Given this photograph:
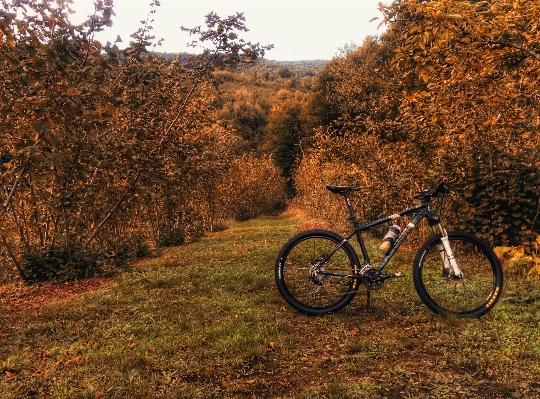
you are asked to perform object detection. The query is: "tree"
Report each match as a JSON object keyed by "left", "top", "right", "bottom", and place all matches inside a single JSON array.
[
  {"left": 0, "top": 0, "right": 273, "bottom": 281},
  {"left": 294, "top": 35, "right": 429, "bottom": 223},
  {"left": 264, "top": 89, "right": 307, "bottom": 196},
  {"left": 215, "top": 88, "right": 268, "bottom": 149},
  {"left": 295, "top": 0, "right": 540, "bottom": 248},
  {"left": 380, "top": 0, "right": 540, "bottom": 247}
]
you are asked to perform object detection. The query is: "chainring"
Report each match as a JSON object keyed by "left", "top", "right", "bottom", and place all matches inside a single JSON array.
[{"left": 362, "top": 268, "right": 385, "bottom": 290}]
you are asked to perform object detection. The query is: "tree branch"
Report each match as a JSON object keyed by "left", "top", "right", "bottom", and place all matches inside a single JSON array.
[
  {"left": 0, "top": 234, "right": 28, "bottom": 281},
  {"left": 73, "top": 163, "right": 101, "bottom": 236},
  {"left": 486, "top": 40, "right": 540, "bottom": 62},
  {"left": 0, "top": 167, "right": 26, "bottom": 219},
  {"left": 79, "top": 168, "right": 143, "bottom": 253},
  {"left": 79, "top": 66, "right": 204, "bottom": 255}
]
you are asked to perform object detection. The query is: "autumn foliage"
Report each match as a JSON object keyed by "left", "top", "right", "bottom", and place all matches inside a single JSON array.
[
  {"left": 294, "top": 0, "right": 540, "bottom": 250},
  {"left": 3, "top": 0, "right": 540, "bottom": 283},
  {"left": 0, "top": 0, "right": 281, "bottom": 282}
]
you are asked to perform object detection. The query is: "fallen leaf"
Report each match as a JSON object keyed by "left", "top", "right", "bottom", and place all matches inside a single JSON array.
[
  {"left": 32, "top": 369, "right": 45, "bottom": 377},
  {"left": 5, "top": 371, "right": 17, "bottom": 380},
  {"left": 66, "top": 87, "right": 81, "bottom": 96},
  {"left": 124, "top": 343, "right": 137, "bottom": 350},
  {"left": 246, "top": 379, "right": 256, "bottom": 384},
  {"left": 65, "top": 356, "right": 82, "bottom": 366},
  {"left": 269, "top": 341, "right": 275, "bottom": 348},
  {"left": 279, "top": 379, "right": 292, "bottom": 388}
]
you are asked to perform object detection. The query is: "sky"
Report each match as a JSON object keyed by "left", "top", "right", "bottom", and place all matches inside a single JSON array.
[{"left": 69, "top": 0, "right": 387, "bottom": 61}]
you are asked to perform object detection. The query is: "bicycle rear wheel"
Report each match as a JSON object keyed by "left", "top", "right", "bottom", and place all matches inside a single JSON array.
[
  {"left": 275, "top": 230, "right": 361, "bottom": 315},
  {"left": 413, "top": 231, "right": 503, "bottom": 318}
]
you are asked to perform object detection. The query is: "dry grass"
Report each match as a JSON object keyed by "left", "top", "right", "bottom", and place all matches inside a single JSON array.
[{"left": 0, "top": 214, "right": 539, "bottom": 398}]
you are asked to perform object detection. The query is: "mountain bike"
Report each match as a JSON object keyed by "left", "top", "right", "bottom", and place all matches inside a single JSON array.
[{"left": 275, "top": 180, "right": 503, "bottom": 318}]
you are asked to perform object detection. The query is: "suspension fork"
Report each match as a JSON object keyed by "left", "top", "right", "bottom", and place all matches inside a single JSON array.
[{"left": 429, "top": 217, "right": 464, "bottom": 278}]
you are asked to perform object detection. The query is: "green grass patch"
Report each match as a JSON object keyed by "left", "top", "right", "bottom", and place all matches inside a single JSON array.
[{"left": 1, "top": 214, "right": 539, "bottom": 398}]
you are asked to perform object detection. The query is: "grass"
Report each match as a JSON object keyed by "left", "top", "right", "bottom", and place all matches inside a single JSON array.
[{"left": 1, "top": 209, "right": 540, "bottom": 398}]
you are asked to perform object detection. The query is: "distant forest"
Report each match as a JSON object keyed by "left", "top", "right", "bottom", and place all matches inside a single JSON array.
[{"left": 2, "top": 0, "right": 540, "bottom": 283}]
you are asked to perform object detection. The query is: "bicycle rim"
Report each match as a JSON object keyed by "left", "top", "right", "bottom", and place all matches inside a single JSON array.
[
  {"left": 276, "top": 231, "right": 359, "bottom": 315},
  {"left": 414, "top": 232, "right": 503, "bottom": 318}
]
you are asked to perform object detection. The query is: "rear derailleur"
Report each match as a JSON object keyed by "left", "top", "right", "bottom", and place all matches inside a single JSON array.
[{"left": 309, "top": 257, "right": 326, "bottom": 286}]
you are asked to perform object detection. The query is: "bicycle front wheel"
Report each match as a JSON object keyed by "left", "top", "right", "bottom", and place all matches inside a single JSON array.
[
  {"left": 275, "top": 230, "right": 361, "bottom": 315},
  {"left": 413, "top": 231, "right": 503, "bottom": 318}
]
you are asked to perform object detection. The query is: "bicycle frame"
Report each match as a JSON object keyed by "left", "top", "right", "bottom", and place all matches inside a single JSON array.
[
  {"left": 320, "top": 195, "right": 443, "bottom": 279},
  {"left": 275, "top": 181, "right": 503, "bottom": 317}
]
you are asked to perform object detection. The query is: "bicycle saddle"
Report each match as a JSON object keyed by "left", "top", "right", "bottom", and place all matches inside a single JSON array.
[{"left": 326, "top": 185, "right": 361, "bottom": 195}]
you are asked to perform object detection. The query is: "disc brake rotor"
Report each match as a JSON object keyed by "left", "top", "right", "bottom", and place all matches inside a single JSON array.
[{"left": 309, "top": 261, "right": 326, "bottom": 286}]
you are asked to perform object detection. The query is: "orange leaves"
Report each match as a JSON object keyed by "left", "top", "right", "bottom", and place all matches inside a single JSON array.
[
  {"left": 66, "top": 87, "right": 81, "bottom": 96},
  {"left": 5, "top": 371, "right": 17, "bottom": 380},
  {"left": 53, "top": 355, "right": 83, "bottom": 368},
  {"left": 279, "top": 378, "right": 292, "bottom": 388},
  {"left": 219, "top": 154, "right": 287, "bottom": 222},
  {"left": 483, "top": 114, "right": 501, "bottom": 127},
  {"left": 32, "top": 367, "right": 49, "bottom": 378},
  {"left": 64, "top": 356, "right": 82, "bottom": 367}
]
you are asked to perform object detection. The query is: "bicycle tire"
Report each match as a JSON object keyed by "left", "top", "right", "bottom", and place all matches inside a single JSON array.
[
  {"left": 413, "top": 231, "right": 503, "bottom": 318},
  {"left": 275, "top": 230, "right": 361, "bottom": 316}
]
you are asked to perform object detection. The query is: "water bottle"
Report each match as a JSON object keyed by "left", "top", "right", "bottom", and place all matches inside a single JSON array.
[{"left": 378, "top": 225, "right": 401, "bottom": 254}]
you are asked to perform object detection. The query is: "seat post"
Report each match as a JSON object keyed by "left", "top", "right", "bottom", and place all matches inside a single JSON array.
[
  {"left": 342, "top": 192, "right": 371, "bottom": 308},
  {"left": 343, "top": 193, "right": 360, "bottom": 228}
]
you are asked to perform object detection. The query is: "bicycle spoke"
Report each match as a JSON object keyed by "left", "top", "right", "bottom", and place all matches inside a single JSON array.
[
  {"left": 413, "top": 232, "right": 502, "bottom": 317},
  {"left": 275, "top": 231, "right": 359, "bottom": 315}
]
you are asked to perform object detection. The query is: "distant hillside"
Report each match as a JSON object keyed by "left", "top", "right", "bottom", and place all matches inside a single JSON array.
[
  {"left": 235, "top": 59, "right": 328, "bottom": 79},
  {"left": 151, "top": 51, "right": 327, "bottom": 78}
]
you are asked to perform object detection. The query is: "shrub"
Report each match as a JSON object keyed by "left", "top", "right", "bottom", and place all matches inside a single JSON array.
[
  {"left": 156, "top": 228, "right": 186, "bottom": 248},
  {"left": 22, "top": 250, "right": 100, "bottom": 283},
  {"left": 220, "top": 154, "right": 287, "bottom": 221}
]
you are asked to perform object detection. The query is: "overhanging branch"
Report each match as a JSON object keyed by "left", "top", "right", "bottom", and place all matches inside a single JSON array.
[{"left": 487, "top": 40, "right": 540, "bottom": 62}]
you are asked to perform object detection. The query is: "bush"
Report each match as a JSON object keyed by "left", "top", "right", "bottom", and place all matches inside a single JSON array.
[
  {"left": 294, "top": 129, "right": 429, "bottom": 232},
  {"left": 22, "top": 250, "right": 100, "bottom": 283},
  {"left": 156, "top": 228, "right": 186, "bottom": 248},
  {"left": 220, "top": 154, "right": 288, "bottom": 222}
]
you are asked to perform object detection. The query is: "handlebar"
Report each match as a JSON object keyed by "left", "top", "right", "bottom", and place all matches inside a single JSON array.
[{"left": 415, "top": 178, "right": 451, "bottom": 202}]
